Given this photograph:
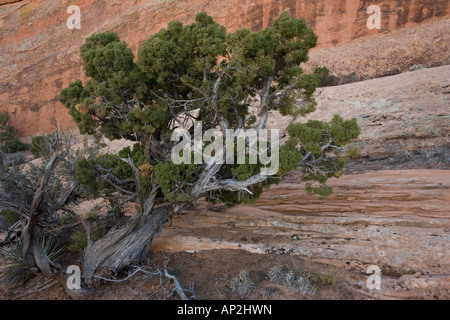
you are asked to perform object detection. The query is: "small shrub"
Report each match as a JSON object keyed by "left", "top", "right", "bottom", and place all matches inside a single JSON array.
[
  {"left": 267, "top": 265, "right": 316, "bottom": 296},
  {"left": 86, "top": 209, "right": 99, "bottom": 221},
  {"left": 1, "top": 138, "right": 29, "bottom": 154},
  {"left": 295, "top": 276, "right": 315, "bottom": 295},
  {"left": 0, "top": 209, "right": 21, "bottom": 226},
  {"left": 68, "top": 231, "right": 88, "bottom": 252},
  {"left": 0, "top": 114, "right": 16, "bottom": 144},
  {"left": 0, "top": 114, "right": 28, "bottom": 153},
  {"left": 267, "top": 265, "right": 284, "bottom": 284},
  {"left": 230, "top": 270, "right": 253, "bottom": 298},
  {"left": 68, "top": 223, "right": 99, "bottom": 252},
  {"left": 314, "top": 66, "right": 331, "bottom": 87},
  {"left": 0, "top": 245, "right": 33, "bottom": 286},
  {"left": 30, "top": 134, "right": 53, "bottom": 158},
  {"left": 313, "top": 268, "right": 341, "bottom": 288},
  {"left": 283, "top": 270, "right": 297, "bottom": 290},
  {"left": 58, "top": 212, "right": 73, "bottom": 225},
  {"left": 0, "top": 237, "right": 62, "bottom": 286},
  {"left": 41, "top": 235, "right": 64, "bottom": 263}
]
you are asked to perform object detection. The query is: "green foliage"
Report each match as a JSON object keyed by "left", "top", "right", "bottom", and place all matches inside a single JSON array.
[
  {"left": 0, "top": 236, "right": 63, "bottom": 285},
  {"left": 280, "top": 115, "right": 360, "bottom": 195},
  {"left": 59, "top": 80, "right": 93, "bottom": 135},
  {"left": 63, "top": 11, "right": 360, "bottom": 208},
  {"left": 68, "top": 231, "right": 88, "bottom": 252},
  {"left": 0, "top": 114, "right": 28, "bottom": 153},
  {"left": 86, "top": 209, "right": 99, "bottom": 221},
  {"left": 60, "top": 11, "right": 322, "bottom": 141},
  {"left": 0, "top": 245, "right": 33, "bottom": 286},
  {"left": 278, "top": 142, "right": 304, "bottom": 175},
  {"left": 0, "top": 114, "right": 16, "bottom": 144},
  {"left": 154, "top": 161, "right": 198, "bottom": 202},
  {"left": 329, "top": 115, "right": 360, "bottom": 146},
  {"left": 80, "top": 31, "right": 133, "bottom": 82},
  {"left": 76, "top": 143, "right": 149, "bottom": 198},
  {"left": 40, "top": 235, "right": 64, "bottom": 263},
  {"left": 346, "top": 144, "right": 360, "bottom": 158},
  {"left": 312, "top": 268, "right": 342, "bottom": 288},
  {"left": 76, "top": 158, "right": 102, "bottom": 197},
  {"left": 206, "top": 180, "right": 274, "bottom": 207},
  {"left": 0, "top": 209, "right": 21, "bottom": 226},
  {"left": 68, "top": 223, "right": 99, "bottom": 252},
  {"left": 1, "top": 138, "right": 29, "bottom": 154},
  {"left": 138, "top": 13, "right": 226, "bottom": 85},
  {"left": 60, "top": 31, "right": 153, "bottom": 139},
  {"left": 225, "top": 11, "right": 319, "bottom": 119},
  {"left": 30, "top": 134, "right": 55, "bottom": 158},
  {"left": 314, "top": 67, "right": 331, "bottom": 87},
  {"left": 230, "top": 162, "right": 261, "bottom": 181}
]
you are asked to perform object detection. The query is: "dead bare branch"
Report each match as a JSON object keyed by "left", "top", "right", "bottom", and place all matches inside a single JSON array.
[{"left": 11, "top": 279, "right": 58, "bottom": 300}]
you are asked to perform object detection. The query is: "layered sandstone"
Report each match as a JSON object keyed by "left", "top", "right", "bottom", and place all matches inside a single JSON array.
[
  {"left": 0, "top": 0, "right": 448, "bottom": 137},
  {"left": 152, "top": 169, "right": 450, "bottom": 299}
]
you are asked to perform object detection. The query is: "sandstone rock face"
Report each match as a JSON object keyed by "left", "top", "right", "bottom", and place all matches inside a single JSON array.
[
  {"left": 152, "top": 169, "right": 450, "bottom": 298},
  {"left": 0, "top": 1, "right": 21, "bottom": 5},
  {"left": 299, "top": 65, "right": 450, "bottom": 160},
  {"left": 306, "top": 18, "right": 450, "bottom": 85},
  {"left": 0, "top": 0, "right": 448, "bottom": 137},
  {"left": 263, "top": 64, "right": 449, "bottom": 164}
]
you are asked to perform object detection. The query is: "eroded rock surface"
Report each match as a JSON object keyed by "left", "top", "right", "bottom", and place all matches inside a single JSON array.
[
  {"left": 300, "top": 65, "right": 450, "bottom": 160},
  {"left": 152, "top": 169, "right": 450, "bottom": 298}
]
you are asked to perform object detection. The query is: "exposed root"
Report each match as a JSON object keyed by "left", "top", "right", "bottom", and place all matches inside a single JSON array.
[{"left": 93, "top": 253, "right": 196, "bottom": 300}]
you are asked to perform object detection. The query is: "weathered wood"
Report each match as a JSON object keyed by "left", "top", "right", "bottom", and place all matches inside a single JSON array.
[{"left": 82, "top": 206, "right": 171, "bottom": 285}]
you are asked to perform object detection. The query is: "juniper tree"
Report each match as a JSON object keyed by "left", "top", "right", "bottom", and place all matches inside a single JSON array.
[{"left": 0, "top": 11, "right": 359, "bottom": 296}]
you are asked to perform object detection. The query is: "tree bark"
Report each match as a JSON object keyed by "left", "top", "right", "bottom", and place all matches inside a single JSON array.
[
  {"left": 82, "top": 206, "right": 171, "bottom": 286},
  {"left": 21, "top": 147, "right": 66, "bottom": 276}
]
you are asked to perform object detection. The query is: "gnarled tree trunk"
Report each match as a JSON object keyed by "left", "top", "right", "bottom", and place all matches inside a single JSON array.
[{"left": 82, "top": 206, "right": 171, "bottom": 286}]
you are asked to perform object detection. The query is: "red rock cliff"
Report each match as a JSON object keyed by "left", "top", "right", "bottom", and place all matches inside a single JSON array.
[{"left": 0, "top": 0, "right": 448, "bottom": 136}]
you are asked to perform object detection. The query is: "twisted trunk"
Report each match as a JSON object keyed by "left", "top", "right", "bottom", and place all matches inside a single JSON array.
[
  {"left": 22, "top": 144, "right": 65, "bottom": 276},
  {"left": 82, "top": 206, "right": 171, "bottom": 286}
]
